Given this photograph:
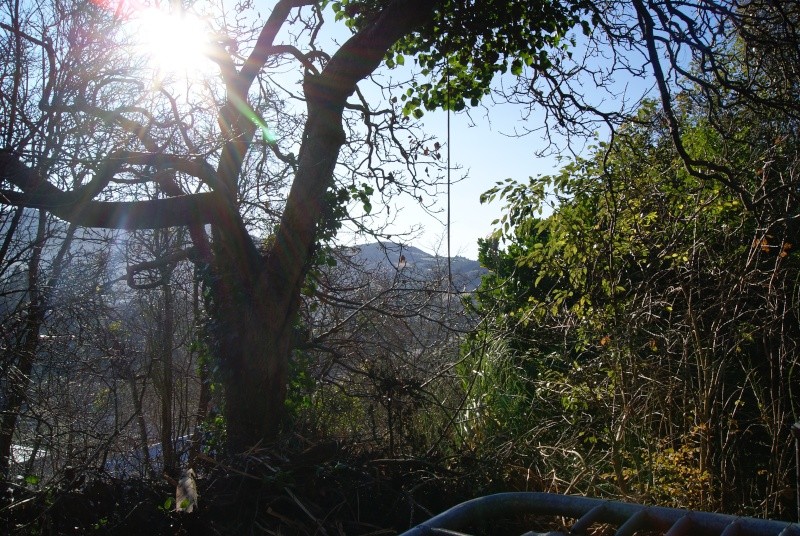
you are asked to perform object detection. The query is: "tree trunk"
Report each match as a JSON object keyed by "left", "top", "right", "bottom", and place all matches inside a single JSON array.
[
  {"left": 208, "top": 89, "right": 349, "bottom": 452},
  {"left": 204, "top": 234, "right": 292, "bottom": 452},
  {"left": 216, "top": 293, "right": 290, "bottom": 453},
  {"left": 127, "top": 372, "right": 152, "bottom": 477},
  {"left": 0, "top": 211, "right": 46, "bottom": 478},
  {"left": 159, "top": 281, "right": 176, "bottom": 477},
  {"left": 189, "top": 274, "right": 212, "bottom": 465},
  {"left": 206, "top": 0, "right": 438, "bottom": 453},
  {"left": 0, "top": 216, "right": 77, "bottom": 478}
]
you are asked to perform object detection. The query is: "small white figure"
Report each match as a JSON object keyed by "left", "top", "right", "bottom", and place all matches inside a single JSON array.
[{"left": 175, "top": 468, "right": 198, "bottom": 513}]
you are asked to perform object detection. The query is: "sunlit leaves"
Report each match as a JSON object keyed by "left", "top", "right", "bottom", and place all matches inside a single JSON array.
[
  {"left": 389, "top": 0, "right": 594, "bottom": 114},
  {"left": 464, "top": 96, "right": 795, "bottom": 506},
  {"left": 328, "top": 0, "right": 593, "bottom": 115},
  {"left": 475, "top": 99, "right": 763, "bottom": 361},
  {"left": 351, "top": 182, "right": 374, "bottom": 214}
]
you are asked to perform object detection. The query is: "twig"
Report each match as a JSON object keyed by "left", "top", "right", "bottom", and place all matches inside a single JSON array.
[
  {"left": 284, "top": 487, "right": 329, "bottom": 536},
  {"left": 194, "top": 452, "right": 261, "bottom": 480}
]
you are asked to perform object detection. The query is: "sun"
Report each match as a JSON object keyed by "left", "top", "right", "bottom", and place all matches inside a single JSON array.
[{"left": 132, "top": 7, "right": 214, "bottom": 80}]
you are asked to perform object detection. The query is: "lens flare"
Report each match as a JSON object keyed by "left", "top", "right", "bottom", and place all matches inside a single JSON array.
[{"left": 133, "top": 8, "right": 212, "bottom": 78}]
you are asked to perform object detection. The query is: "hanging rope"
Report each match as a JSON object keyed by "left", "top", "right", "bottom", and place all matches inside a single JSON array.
[{"left": 446, "top": 57, "right": 453, "bottom": 292}]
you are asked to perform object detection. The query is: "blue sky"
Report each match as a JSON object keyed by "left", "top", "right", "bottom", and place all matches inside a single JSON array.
[
  {"left": 262, "top": 2, "right": 656, "bottom": 260},
  {"left": 384, "top": 105, "right": 560, "bottom": 260},
  {"left": 23, "top": 1, "right": 657, "bottom": 262},
  {"left": 339, "top": 27, "right": 654, "bottom": 261},
  {"left": 302, "top": 6, "right": 565, "bottom": 260}
]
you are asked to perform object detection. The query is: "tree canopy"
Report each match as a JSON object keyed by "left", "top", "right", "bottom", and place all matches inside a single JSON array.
[{"left": 2, "top": 0, "right": 800, "bottom": 467}]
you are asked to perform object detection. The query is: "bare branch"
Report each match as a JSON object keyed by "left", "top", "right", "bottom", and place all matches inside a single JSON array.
[{"left": 125, "top": 247, "right": 196, "bottom": 289}]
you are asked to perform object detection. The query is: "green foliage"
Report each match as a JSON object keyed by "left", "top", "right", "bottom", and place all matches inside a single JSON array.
[
  {"left": 198, "top": 413, "right": 227, "bottom": 457},
  {"left": 285, "top": 349, "right": 316, "bottom": 417},
  {"left": 643, "top": 430, "right": 713, "bottom": 510},
  {"left": 462, "top": 97, "right": 800, "bottom": 514},
  {"left": 349, "top": 182, "right": 374, "bottom": 215},
  {"left": 160, "top": 497, "right": 174, "bottom": 512},
  {"left": 317, "top": 186, "right": 352, "bottom": 244},
  {"left": 387, "top": 0, "right": 594, "bottom": 114}
]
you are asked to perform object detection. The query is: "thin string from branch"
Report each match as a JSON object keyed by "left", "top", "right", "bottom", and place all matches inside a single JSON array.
[{"left": 446, "top": 57, "right": 453, "bottom": 294}]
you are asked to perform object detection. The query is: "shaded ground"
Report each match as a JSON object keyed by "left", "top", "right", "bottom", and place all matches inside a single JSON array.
[{"left": 1, "top": 442, "right": 487, "bottom": 535}]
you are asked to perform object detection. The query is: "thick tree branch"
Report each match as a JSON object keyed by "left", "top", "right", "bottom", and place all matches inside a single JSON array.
[
  {"left": 0, "top": 188, "right": 224, "bottom": 229},
  {"left": 0, "top": 151, "right": 230, "bottom": 229},
  {"left": 213, "top": 0, "right": 314, "bottom": 197},
  {"left": 632, "top": 0, "right": 751, "bottom": 206},
  {"left": 268, "top": 0, "right": 441, "bottom": 335},
  {"left": 120, "top": 151, "right": 226, "bottom": 195},
  {"left": 238, "top": 0, "right": 315, "bottom": 91},
  {"left": 125, "top": 247, "right": 196, "bottom": 289}
]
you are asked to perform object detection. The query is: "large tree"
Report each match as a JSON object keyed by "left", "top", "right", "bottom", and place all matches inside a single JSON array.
[
  {"left": 3, "top": 0, "right": 800, "bottom": 456},
  {"left": 0, "top": 0, "right": 585, "bottom": 454}
]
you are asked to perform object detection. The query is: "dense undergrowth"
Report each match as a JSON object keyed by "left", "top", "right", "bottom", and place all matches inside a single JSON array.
[{"left": 1, "top": 440, "right": 547, "bottom": 535}]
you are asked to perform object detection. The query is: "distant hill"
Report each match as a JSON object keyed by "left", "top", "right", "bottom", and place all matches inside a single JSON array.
[
  {"left": 342, "top": 242, "right": 487, "bottom": 292},
  {"left": 0, "top": 212, "right": 489, "bottom": 294}
]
